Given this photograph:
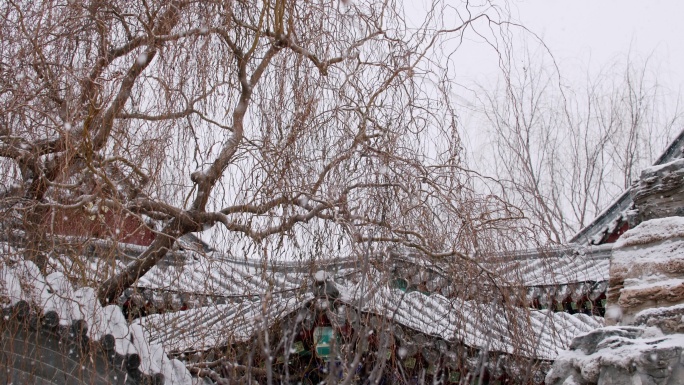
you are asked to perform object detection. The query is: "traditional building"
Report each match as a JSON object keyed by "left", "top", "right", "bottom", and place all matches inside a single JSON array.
[{"left": 2, "top": 130, "right": 683, "bottom": 384}]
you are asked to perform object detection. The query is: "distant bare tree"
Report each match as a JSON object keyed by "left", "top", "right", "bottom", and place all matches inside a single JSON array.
[{"left": 475, "top": 49, "right": 682, "bottom": 244}]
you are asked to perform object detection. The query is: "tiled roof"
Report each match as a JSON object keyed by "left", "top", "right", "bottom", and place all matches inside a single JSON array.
[
  {"left": 50, "top": 239, "right": 357, "bottom": 299},
  {"left": 136, "top": 292, "right": 313, "bottom": 353},
  {"left": 133, "top": 262, "right": 604, "bottom": 362},
  {"left": 484, "top": 245, "right": 610, "bottom": 283},
  {"left": 387, "top": 246, "right": 610, "bottom": 304},
  {"left": 6, "top": 238, "right": 610, "bottom": 367},
  {"left": 51, "top": 242, "right": 610, "bottom": 306},
  {"left": 336, "top": 269, "right": 603, "bottom": 361}
]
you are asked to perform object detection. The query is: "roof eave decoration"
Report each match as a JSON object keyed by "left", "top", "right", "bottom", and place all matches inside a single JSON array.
[{"left": 0, "top": 260, "right": 194, "bottom": 385}]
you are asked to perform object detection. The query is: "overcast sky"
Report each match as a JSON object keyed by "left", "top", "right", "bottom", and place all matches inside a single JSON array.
[
  {"left": 434, "top": 0, "right": 684, "bottom": 162},
  {"left": 401, "top": 0, "right": 684, "bottom": 116},
  {"left": 508, "top": 0, "right": 682, "bottom": 90}
]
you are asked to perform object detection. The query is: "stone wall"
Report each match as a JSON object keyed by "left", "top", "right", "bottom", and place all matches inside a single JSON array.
[{"left": 607, "top": 217, "right": 684, "bottom": 325}]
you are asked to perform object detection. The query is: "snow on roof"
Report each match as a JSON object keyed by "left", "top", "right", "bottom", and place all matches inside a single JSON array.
[
  {"left": 135, "top": 274, "right": 603, "bottom": 362},
  {"left": 569, "top": 191, "right": 632, "bottom": 245},
  {"left": 0, "top": 256, "right": 194, "bottom": 385},
  {"left": 46, "top": 236, "right": 610, "bottom": 306},
  {"left": 49, "top": 244, "right": 360, "bottom": 300},
  {"left": 136, "top": 293, "right": 313, "bottom": 353},
  {"left": 389, "top": 246, "right": 610, "bottom": 305},
  {"left": 486, "top": 246, "right": 611, "bottom": 287},
  {"left": 102, "top": 257, "right": 607, "bottom": 362},
  {"left": 6, "top": 238, "right": 610, "bottom": 364},
  {"left": 393, "top": 245, "right": 611, "bottom": 287},
  {"left": 335, "top": 276, "right": 603, "bottom": 361}
]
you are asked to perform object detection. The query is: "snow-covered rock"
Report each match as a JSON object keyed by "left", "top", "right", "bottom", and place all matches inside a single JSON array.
[
  {"left": 546, "top": 324, "right": 684, "bottom": 385},
  {"left": 549, "top": 155, "right": 684, "bottom": 385}
]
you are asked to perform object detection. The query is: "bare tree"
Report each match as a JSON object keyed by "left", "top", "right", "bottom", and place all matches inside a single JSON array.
[{"left": 0, "top": 0, "right": 527, "bottom": 305}]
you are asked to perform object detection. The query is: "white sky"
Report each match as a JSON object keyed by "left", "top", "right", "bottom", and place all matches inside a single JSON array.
[
  {"left": 496, "top": 0, "right": 683, "bottom": 91},
  {"left": 438, "top": 0, "right": 684, "bottom": 164},
  {"left": 401, "top": 0, "right": 684, "bottom": 126}
]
